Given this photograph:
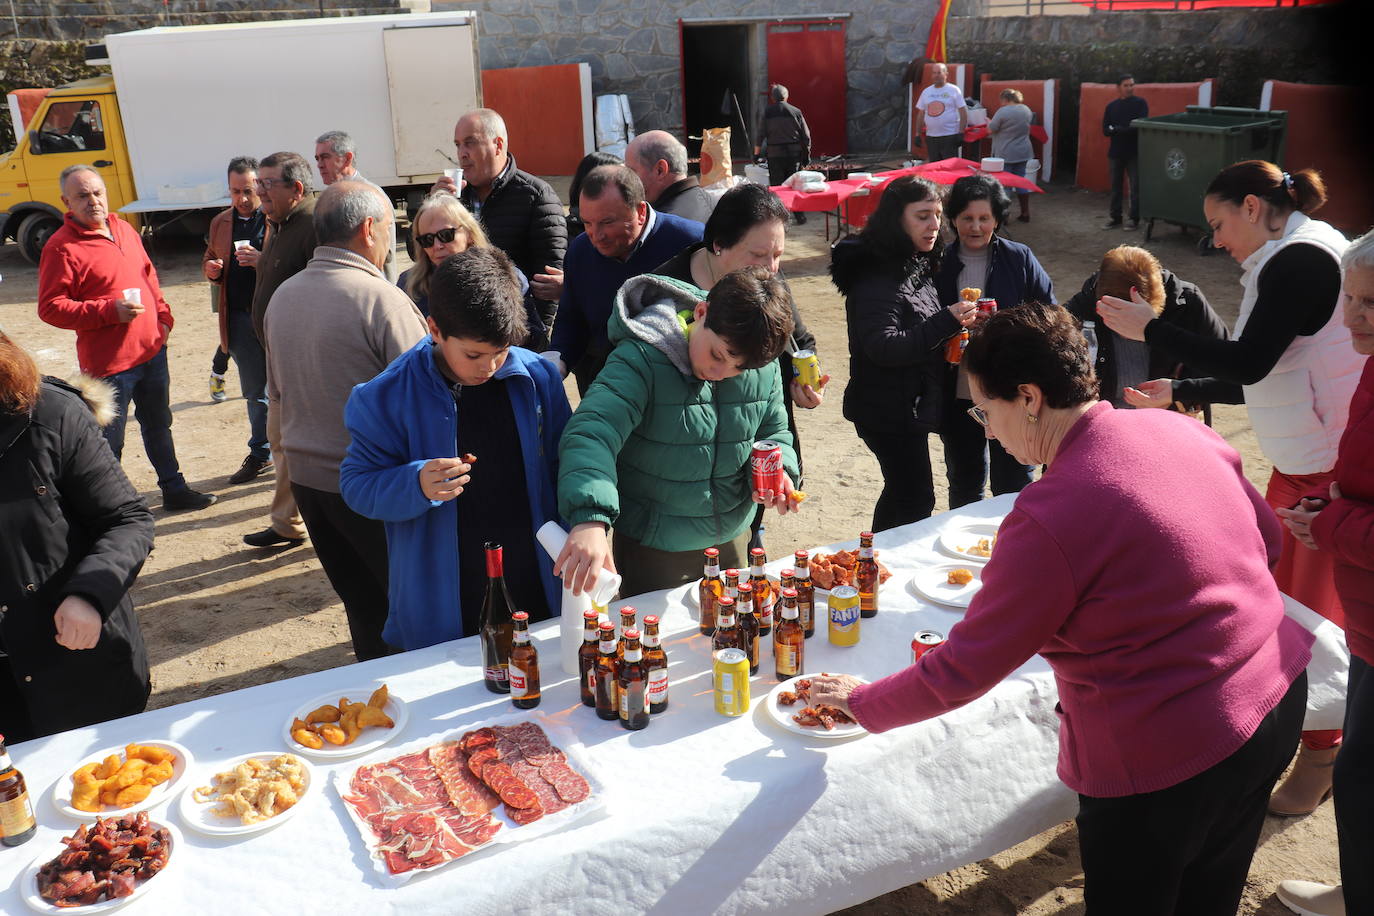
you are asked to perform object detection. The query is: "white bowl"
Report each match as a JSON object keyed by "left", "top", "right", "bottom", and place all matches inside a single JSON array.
[{"left": 980, "top": 157, "right": 1006, "bottom": 172}]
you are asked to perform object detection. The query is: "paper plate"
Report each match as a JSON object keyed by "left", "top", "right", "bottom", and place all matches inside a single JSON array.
[
  {"left": 937, "top": 520, "right": 1002, "bottom": 564},
  {"left": 909, "top": 563, "right": 983, "bottom": 609},
  {"left": 764, "top": 676, "right": 868, "bottom": 739},
  {"left": 179, "top": 751, "right": 316, "bottom": 837},
  {"left": 281, "top": 685, "right": 408, "bottom": 759},
  {"left": 51, "top": 741, "right": 192, "bottom": 821},
  {"left": 22, "top": 819, "right": 182, "bottom": 914}
]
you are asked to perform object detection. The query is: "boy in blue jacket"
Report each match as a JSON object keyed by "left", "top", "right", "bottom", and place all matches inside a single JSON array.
[{"left": 341, "top": 247, "right": 571, "bottom": 651}]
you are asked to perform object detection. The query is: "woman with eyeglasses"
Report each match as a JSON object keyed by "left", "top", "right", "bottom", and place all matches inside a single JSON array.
[{"left": 809, "top": 301, "right": 1312, "bottom": 915}]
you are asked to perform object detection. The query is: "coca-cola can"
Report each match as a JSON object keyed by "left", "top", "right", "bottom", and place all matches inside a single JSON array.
[
  {"left": 750, "top": 440, "right": 785, "bottom": 494},
  {"left": 911, "top": 629, "right": 946, "bottom": 663},
  {"left": 976, "top": 297, "right": 998, "bottom": 317}
]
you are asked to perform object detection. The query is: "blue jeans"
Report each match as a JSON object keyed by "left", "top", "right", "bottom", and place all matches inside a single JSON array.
[
  {"left": 226, "top": 307, "right": 269, "bottom": 460},
  {"left": 100, "top": 346, "right": 187, "bottom": 494}
]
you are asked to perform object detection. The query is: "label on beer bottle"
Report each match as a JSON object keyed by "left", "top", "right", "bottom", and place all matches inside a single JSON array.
[
  {"left": 647, "top": 669, "right": 669, "bottom": 703},
  {"left": 776, "top": 644, "right": 799, "bottom": 676},
  {"left": 0, "top": 795, "right": 36, "bottom": 838},
  {"left": 509, "top": 665, "right": 528, "bottom": 696},
  {"left": 859, "top": 546, "right": 873, "bottom": 559},
  {"left": 484, "top": 665, "right": 509, "bottom": 685}
]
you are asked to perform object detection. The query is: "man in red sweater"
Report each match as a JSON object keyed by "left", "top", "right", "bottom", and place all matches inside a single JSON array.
[{"left": 37, "top": 165, "right": 215, "bottom": 511}]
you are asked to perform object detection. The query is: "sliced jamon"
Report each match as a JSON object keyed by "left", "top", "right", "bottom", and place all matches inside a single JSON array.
[
  {"left": 429, "top": 743, "right": 501, "bottom": 815},
  {"left": 541, "top": 759, "right": 592, "bottom": 804}
]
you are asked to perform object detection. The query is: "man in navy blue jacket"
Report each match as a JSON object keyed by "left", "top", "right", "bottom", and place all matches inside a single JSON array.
[
  {"left": 1102, "top": 74, "right": 1149, "bottom": 231},
  {"left": 546, "top": 165, "right": 702, "bottom": 394}
]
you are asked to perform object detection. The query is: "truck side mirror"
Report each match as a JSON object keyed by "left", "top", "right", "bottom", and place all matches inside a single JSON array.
[{"left": 28, "top": 130, "right": 43, "bottom": 154}]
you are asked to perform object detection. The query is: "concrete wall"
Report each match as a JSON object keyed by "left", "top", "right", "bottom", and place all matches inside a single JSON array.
[{"left": 0, "top": 0, "right": 416, "bottom": 40}]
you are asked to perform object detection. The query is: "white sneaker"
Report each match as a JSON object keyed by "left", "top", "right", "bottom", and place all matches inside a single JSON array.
[{"left": 1277, "top": 881, "right": 1346, "bottom": 916}]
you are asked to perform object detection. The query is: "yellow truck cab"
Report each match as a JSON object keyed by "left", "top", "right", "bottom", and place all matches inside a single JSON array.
[{"left": 0, "top": 75, "right": 140, "bottom": 263}]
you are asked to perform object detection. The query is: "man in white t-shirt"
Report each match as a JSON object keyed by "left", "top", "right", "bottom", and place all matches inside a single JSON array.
[{"left": 915, "top": 64, "right": 968, "bottom": 163}]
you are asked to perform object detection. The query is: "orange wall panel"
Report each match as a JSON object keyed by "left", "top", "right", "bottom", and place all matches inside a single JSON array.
[
  {"left": 1264, "top": 81, "right": 1373, "bottom": 234},
  {"left": 1076, "top": 81, "right": 1213, "bottom": 192},
  {"left": 481, "top": 64, "right": 590, "bottom": 176}
]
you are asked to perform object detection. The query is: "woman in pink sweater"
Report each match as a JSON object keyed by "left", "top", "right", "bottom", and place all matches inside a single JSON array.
[{"left": 811, "top": 302, "right": 1313, "bottom": 915}]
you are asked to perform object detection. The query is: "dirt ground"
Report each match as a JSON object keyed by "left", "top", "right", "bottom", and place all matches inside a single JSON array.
[{"left": 0, "top": 174, "right": 1337, "bottom": 914}]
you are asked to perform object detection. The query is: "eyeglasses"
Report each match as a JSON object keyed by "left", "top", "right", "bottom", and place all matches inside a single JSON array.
[
  {"left": 416, "top": 227, "right": 461, "bottom": 248},
  {"left": 967, "top": 403, "right": 989, "bottom": 428},
  {"left": 253, "top": 178, "right": 286, "bottom": 190}
]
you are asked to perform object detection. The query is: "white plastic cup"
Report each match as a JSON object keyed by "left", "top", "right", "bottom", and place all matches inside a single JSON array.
[
  {"left": 121, "top": 287, "right": 142, "bottom": 305},
  {"left": 233, "top": 240, "right": 251, "bottom": 251},
  {"left": 443, "top": 167, "right": 463, "bottom": 188}
]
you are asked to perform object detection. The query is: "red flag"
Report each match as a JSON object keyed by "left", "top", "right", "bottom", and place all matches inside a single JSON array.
[{"left": 925, "top": 0, "right": 954, "bottom": 62}]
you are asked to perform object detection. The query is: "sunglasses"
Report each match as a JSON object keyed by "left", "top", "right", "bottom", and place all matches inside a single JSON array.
[
  {"left": 416, "top": 227, "right": 461, "bottom": 248},
  {"left": 967, "top": 403, "right": 989, "bottom": 428}
]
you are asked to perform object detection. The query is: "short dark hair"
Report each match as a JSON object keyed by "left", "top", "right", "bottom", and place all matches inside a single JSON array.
[
  {"left": 859, "top": 175, "right": 945, "bottom": 269},
  {"left": 947, "top": 173, "right": 1011, "bottom": 229},
  {"left": 964, "top": 300, "right": 1098, "bottom": 409},
  {"left": 1118, "top": 74, "right": 1135, "bottom": 85},
  {"left": 429, "top": 247, "right": 528, "bottom": 347},
  {"left": 702, "top": 266, "right": 794, "bottom": 370},
  {"left": 227, "top": 156, "right": 258, "bottom": 178},
  {"left": 579, "top": 164, "right": 644, "bottom": 210},
  {"left": 703, "top": 183, "right": 789, "bottom": 252},
  {"left": 569, "top": 152, "right": 623, "bottom": 210},
  {"left": 259, "top": 151, "right": 313, "bottom": 193}
]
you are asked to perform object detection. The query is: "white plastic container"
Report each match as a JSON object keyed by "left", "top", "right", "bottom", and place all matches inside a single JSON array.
[
  {"left": 535, "top": 521, "right": 624, "bottom": 675},
  {"left": 980, "top": 156, "right": 1005, "bottom": 173}
]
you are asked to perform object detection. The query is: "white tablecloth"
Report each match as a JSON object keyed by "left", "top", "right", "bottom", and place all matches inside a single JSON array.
[{"left": 0, "top": 495, "right": 1348, "bottom": 915}]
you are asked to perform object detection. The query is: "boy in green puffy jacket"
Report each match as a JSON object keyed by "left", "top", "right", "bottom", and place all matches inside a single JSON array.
[{"left": 555, "top": 266, "right": 800, "bottom": 598}]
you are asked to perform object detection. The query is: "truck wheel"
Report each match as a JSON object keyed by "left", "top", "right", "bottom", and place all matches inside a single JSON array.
[{"left": 18, "top": 212, "right": 62, "bottom": 264}]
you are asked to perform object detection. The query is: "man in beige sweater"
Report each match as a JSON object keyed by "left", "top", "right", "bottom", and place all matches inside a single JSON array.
[{"left": 265, "top": 180, "right": 427, "bottom": 660}]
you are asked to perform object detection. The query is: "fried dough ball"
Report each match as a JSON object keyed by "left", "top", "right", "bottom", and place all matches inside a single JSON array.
[
  {"left": 305, "top": 704, "right": 341, "bottom": 725},
  {"left": 318, "top": 723, "right": 347, "bottom": 746},
  {"left": 115, "top": 782, "right": 153, "bottom": 807},
  {"left": 947, "top": 568, "right": 974, "bottom": 586}
]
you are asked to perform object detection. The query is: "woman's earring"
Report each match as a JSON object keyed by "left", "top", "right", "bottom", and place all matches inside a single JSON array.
[{"left": 1026, "top": 413, "right": 1039, "bottom": 424}]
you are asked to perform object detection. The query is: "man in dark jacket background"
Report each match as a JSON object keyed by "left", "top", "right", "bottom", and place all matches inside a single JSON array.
[
  {"left": 1102, "top": 74, "right": 1149, "bottom": 231},
  {"left": 757, "top": 85, "right": 812, "bottom": 224},
  {"left": 626, "top": 130, "right": 712, "bottom": 224}
]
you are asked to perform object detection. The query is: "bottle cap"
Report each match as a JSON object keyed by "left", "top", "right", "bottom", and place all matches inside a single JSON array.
[
  {"left": 643, "top": 615, "right": 659, "bottom": 626},
  {"left": 623, "top": 628, "right": 640, "bottom": 640},
  {"left": 512, "top": 611, "right": 529, "bottom": 622},
  {"left": 705, "top": 547, "right": 719, "bottom": 557},
  {"left": 782, "top": 587, "right": 798, "bottom": 598},
  {"left": 598, "top": 621, "right": 615, "bottom": 633}
]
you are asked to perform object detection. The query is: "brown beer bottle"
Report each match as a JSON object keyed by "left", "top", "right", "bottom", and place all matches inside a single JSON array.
[
  {"left": 857, "top": 531, "right": 879, "bottom": 619},
  {"left": 594, "top": 621, "right": 619, "bottom": 720},
  {"left": 642, "top": 614, "right": 669, "bottom": 713},
  {"left": 774, "top": 588, "right": 805, "bottom": 681},
  {"left": 0, "top": 735, "right": 37, "bottom": 847},
  {"left": 749, "top": 547, "right": 774, "bottom": 637},
  {"left": 736, "top": 581, "right": 761, "bottom": 676},
  {"left": 711, "top": 596, "right": 744, "bottom": 654},
  {"left": 617, "top": 605, "right": 637, "bottom": 662},
  {"left": 508, "top": 611, "right": 541, "bottom": 709},
  {"left": 617, "top": 629, "right": 650, "bottom": 730},
  {"left": 698, "top": 547, "right": 724, "bottom": 636},
  {"left": 578, "top": 609, "right": 600, "bottom": 708},
  {"left": 723, "top": 568, "right": 741, "bottom": 606},
  {"left": 794, "top": 550, "right": 816, "bottom": 638},
  {"left": 479, "top": 542, "right": 516, "bottom": 693}
]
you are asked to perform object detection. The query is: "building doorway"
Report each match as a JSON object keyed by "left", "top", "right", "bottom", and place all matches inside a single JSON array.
[{"left": 679, "top": 22, "right": 756, "bottom": 162}]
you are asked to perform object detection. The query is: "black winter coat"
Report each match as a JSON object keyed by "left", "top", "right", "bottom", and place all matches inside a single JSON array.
[
  {"left": 0, "top": 377, "right": 153, "bottom": 740},
  {"left": 831, "top": 238, "right": 960, "bottom": 433}
]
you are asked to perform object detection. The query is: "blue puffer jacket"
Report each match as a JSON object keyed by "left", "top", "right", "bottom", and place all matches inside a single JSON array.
[
  {"left": 934, "top": 235, "right": 1056, "bottom": 315},
  {"left": 340, "top": 340, "right": 570, "bottom": 651}
]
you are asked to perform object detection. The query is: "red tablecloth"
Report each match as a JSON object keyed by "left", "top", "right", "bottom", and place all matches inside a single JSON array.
[{"left": 835, "top": 158, "right": 1044, "bottom": 229}]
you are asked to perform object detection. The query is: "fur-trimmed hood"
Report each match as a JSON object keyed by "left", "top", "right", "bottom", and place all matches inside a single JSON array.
[{"left": 62, "top": 373, "right": 119, "bottom": 427}]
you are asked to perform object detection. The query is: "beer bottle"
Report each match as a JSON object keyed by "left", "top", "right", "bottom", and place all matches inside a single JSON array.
[
  {"left": 578, "top": 609, "right": 600, "bottom": 708},
  {"left": 736, "top": 581, "right": 761, "bottom": 676},
  {"left": 749, "top": 547, "right": 774, "bottom": 637},
  {"left": 698, "top": 547, "right": 724, "bottom": 636},
  {"left": 794, "top": 550, "right": 816, "bottom": 638},
  {"left": 594, "top": 621, "right": 619, "bottom": 720},
  {"left": 774, "top": 588, "right": 805, "bottom": 681},
  {"left": 642, "top": 614, "right": 669, "bottom": 714},
  {"left": 0, "top": 734, "right": 37, "bottom": 847},
  {"left": 711, "top": 596, "right": 744, "bottom": 655},
  {"left": 723, "top": 568, "right": 741, "bottom": 606},
  {"left": 857, "top": 531, "right": 880, "bottom": 619},
  {"left": 508, "top": 611, "right": 540, "bottom": 709},
  {"left": 617, "top": 629, "right": 650, "bottom": 730},
  {"left": 617, "top": 605, "right": 637, "bottom": 661},
  {"left": 479, "top": 542, "right": 516, "bottom": 693}
]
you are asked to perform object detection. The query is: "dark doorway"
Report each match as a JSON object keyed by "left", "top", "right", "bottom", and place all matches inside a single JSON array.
[{"left": 680, "top": 23, "right": 754, "bottom": 162}]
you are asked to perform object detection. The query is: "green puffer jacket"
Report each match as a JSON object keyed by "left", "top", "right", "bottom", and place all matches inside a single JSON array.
[{"left": 558, "top": 275, "right": 798, "bottom": 552}]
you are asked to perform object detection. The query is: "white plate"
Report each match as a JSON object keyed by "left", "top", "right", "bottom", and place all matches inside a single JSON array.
[
  {"left": 281, "top": 685, "right": 409, "bottom": 759},
  {"left": 764, "top": 676, "right": 868, "bottom": 739},
  {"left": 178, "top": 751, "right": 316, "bottom": 837},
  {"left": 909, "top": 563, "right": 983, "bottom": 609},
  {"left": 938, "top": 520, "right": 1003, "bottom": 564},
  {"left": 22, "top": 819, "right": 182, "bottom": 914},
  {"left": 51, "top": 741, "right": 192, "bottom": 821}
]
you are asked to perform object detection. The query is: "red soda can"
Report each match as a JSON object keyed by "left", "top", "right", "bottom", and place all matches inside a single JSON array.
[
  {"left": 750, "top": 440, "right": 785, "bottom": 494},
  {"left": 911, "top": 629, "right": 945, "bottom": 663},
  {"left": 976, "top": 297, "right": 998, "bottom": 317}
]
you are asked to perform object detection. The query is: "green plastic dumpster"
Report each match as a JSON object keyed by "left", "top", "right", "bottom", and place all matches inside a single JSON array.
[{"left": 1136, "top": 106, "right": 1288, "bottom": 251}]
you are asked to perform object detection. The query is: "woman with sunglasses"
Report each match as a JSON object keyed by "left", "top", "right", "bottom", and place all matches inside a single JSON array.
[{"left": 810, "top": 301, "right": 1312, "bottom": 915}]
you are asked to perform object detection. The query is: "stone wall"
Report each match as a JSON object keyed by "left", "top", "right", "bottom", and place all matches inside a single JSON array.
[{"left": 0, "top": 0, "right": 416, "bottom": 41}]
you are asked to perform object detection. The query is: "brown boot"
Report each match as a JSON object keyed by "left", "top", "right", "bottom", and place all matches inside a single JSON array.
[{"left": 1268, "top": 745, "right": 1338, "bottom": 817}]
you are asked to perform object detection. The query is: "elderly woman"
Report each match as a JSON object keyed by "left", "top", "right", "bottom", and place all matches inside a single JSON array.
[
  {"left": 1275, "top": 229, "right": 1374, "bottom": 916},
  {"left": 831, "top": 176, "right": 977, "bottom": 531},
  {"left": 0, "top": 331, "right": 155, "bottom": 742},
  {"left": 1063, "top": 245, "right": 1228, "bottom": 409},
  {"left": 986, "top": 88, "right": 1034, "bottom": 222},
  {"left": 1098, "top": 161, "right": 1362, "bottom": 815},
  {"left": 935, "top": 173, "right": 1053, "bottom": 508},
  {"left": 811, "top": 302, "right": 1312, "bottom": 914}
]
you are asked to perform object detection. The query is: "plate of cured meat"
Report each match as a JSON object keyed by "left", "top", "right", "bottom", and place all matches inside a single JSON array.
[
  {"left": 23, "top": 813, "right": 179, "bottom": 913},
  {"left": 766, "top": 676, "right": 868, "bottom": 739},
  {"left": 337, "top": 717, "right": 604, "bottom": 883}
]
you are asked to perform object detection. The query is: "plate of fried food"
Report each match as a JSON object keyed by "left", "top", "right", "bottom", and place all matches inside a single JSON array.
[
  {"left": 52, "top": 742, "right": 191, "bottom": 821},
  {"left": 767, "top": 676, "right": 868, "bottom": 739},
  {"left": 938, "top": 520, "right": 1002, "bottom": 564},
  {"left": 909, "top": 562, "right": 983, "bottom": 608},
  {"left": 282, "top": 682, "right": 407, "bottom": 759},
  {"left": 803, "top": 549, "right": 893, "bottom": 592},
  {"left": 24, "top": 812, "right": 179, "bottom": 913},
  {"left": 178, "top": 752, "right": 314, "bottom": 837}
]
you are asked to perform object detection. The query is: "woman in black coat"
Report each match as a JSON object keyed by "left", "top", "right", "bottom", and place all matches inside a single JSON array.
[
  {"left": 830, "top": 177, "right": 977, "bottom": 531},
  {"left": 0, "top": 331, "right": 154, "bottom": 742}
]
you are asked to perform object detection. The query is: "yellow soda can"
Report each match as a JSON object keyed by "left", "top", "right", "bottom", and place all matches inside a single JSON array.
[
  {"left": 713, "top": 648, "right": 750, "bottom": 716},
  {"left": 828, "top": 585, "right": 861, "bottom": 646},
  {"left": 791, "top": 349, "right": 822, "bottom": 390}
]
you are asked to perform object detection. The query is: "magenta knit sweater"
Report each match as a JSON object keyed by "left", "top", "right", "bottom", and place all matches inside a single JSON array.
[{"left": 850, "top": 402, "right": 1314, "bottom": 798}]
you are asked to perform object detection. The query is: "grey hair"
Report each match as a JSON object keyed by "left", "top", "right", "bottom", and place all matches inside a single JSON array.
[
  {"left": 1342, "top": 227, "right": 1374, "bottom": 275},
  {"left": 462, "top": 108, "right": 508, "bottom": 144},
  {"left": 316, "top": 130, "right": 355, "bottom": 158},
  {"left": 315, "top": 180, "right": 389, "bottom": 246},
  {"left": 770, "top": 84, "right": 788, "bottom": 103},
  {"left": 59, "top": 163, "right": 101, "bottom": 188},
  {"left": 634, "top": 132, "right": 687, "bottom": 177}
]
